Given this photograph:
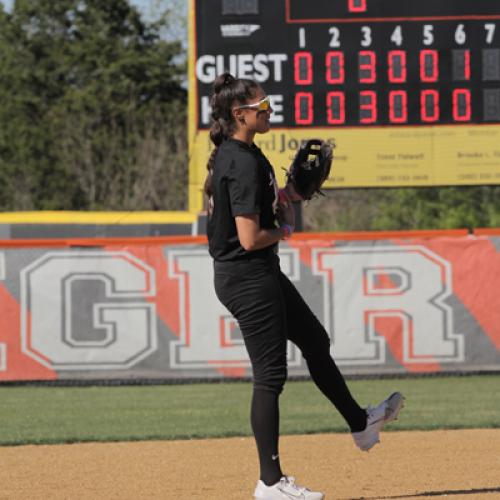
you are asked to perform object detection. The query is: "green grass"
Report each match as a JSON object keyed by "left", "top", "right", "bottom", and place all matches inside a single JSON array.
[{"left": 0, "top": 375, "right": 498, "bottom": 446}]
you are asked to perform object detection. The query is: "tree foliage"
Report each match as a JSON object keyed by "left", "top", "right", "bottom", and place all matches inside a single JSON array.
[
  {"left": 303, "top": 185, "right": 500, "bottom": 231},
  {"left": 0, "top": 0, "right": 187, "bottom": 210}
]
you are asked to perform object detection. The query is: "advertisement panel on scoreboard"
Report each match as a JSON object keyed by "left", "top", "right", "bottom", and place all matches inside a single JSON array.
[{"left": 188, "top": 0, "right": 500, "bottom": 212}]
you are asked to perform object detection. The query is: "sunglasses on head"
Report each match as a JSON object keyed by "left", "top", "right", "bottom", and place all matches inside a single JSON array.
[{"left": 235, "top": 96, "right": 271, "bottom": 112}]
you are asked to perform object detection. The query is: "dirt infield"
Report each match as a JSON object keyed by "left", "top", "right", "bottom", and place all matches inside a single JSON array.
[{"left": 1, "top": 429, "right": 499, "bottom": 499}]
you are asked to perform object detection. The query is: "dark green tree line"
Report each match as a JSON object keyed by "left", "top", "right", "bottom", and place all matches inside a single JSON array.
[
  {"left": 303, "top": 185, "right": 500, "bottom": 231},
  {"left": 0, "top": 0, "right": 187, "bottom": 210}
]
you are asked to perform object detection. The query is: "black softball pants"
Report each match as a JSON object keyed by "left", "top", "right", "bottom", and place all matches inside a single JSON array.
[{"left": 213, "top": 256, "right": 366, "bottom": 486}]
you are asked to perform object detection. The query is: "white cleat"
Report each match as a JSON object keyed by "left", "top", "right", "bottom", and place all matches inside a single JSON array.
[
  {"left": 254, "top": 475, "right": 325, "bottom": 499},
  {"left": 352, "top": 391, "right": 405, "bottom": 452}
]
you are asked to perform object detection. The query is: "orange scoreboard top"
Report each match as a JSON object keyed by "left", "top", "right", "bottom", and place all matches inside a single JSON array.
[{"left": 187, "top": 0, "right": 500, "bottom": 212}]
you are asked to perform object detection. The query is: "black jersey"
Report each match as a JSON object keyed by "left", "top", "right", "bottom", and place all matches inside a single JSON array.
[{"left": 207, "top": 137, "right": 279, "bottom": 261}]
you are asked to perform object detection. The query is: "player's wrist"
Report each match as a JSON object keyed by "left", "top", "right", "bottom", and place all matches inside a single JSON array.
[
  {"left": 280, "top": 223, "right": 294, "bottom": 240},
  {"left": 278, "top": 188, "right": 291, "bottom": 208},
  {"left": 284, "top": 183, "right": 303, "bottom": 202}
]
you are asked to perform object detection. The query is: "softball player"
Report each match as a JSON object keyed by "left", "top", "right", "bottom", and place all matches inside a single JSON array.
[{"left": 205, "top": 72, "right": 404, "bottom": 500}]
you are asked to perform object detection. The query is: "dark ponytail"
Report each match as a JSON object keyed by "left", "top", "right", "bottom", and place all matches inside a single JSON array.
[{"left": 204, "top": 72, "right": 259, "bottom": 199}]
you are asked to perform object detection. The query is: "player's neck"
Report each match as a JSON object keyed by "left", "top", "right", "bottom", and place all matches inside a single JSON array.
[{"left": 232, "top": 129, "right": 255, "bottom": 146}]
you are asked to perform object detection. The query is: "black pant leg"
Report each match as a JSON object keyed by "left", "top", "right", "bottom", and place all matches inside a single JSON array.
[
  {"left": 214, "top": 263, "right": 288, "bottom": 393},
  {"left": 277, "top": 271, "right": 367, "bottom": 432},
  {"left": 214, "top": 261, "right": 287, "bottom": 485}
]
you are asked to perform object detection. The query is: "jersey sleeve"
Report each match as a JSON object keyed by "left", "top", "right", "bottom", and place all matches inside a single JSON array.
[{"left": 227, "top": 154, "right": 262, "bottom": 217}]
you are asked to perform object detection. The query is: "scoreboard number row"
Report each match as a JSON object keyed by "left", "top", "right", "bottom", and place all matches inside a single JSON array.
[
  {"left": 319, "top": 23, "right": 497, "bottom": 49},
  {"left": 294, "top": 88, "right": 484, "bottom": 125},
  {"left": 294, "top": 49, "right": 500, "bottom": 85}
]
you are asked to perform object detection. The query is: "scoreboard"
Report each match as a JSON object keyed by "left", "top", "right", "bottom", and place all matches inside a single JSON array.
[{"left": 188, "top": 0, "right": 500, "bottom": 212}]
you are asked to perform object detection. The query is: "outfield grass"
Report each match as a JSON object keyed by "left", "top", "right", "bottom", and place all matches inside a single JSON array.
[{"left": 0, "top": 375, "right": 498, "bottom": 446}]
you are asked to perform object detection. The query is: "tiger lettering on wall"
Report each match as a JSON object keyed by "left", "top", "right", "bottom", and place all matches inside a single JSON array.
[
  {"left": 20, "top": 251, "right": 157, "bottom": 370},
  {"left": 312, "top": 246, "right": 464, "bottom": 365},
  {"left": 168, "top": 248, "right": 302, "bottom": 369}
]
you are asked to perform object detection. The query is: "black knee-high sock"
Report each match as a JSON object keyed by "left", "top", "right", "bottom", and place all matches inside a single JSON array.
[
  {"left": 250, "top": 388, "right": 283, "bottom": 486},
  {"left": 306, "top": 353, "right": 367, "bottom": 432}
]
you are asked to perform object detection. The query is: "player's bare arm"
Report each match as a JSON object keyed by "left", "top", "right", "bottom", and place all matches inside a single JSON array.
[{"left": 235, "top": 213, "right": 292, "bottom": 251}]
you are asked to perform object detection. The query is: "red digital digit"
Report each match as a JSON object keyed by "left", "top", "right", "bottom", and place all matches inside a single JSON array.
[
  {"left": 420, "top": 50, "right": 439, "bottom": 83},
  {"left": 295, "top": 92, "right": 314, "bottom": 125},
  {"left": 294, "top": 52, "right": 313, "bottom": 85},
  {"left": 452, "top": 50, "right": 471, "bottom": 81},
  {"left": 463, "top": 50, "right": 471, "bottom": 80},
  {"left": 326, "top": 51, "right": 345, "bottom": 84},
  {"left": 327, "top": 92, "right": 346, "bottom": 124},
  {"left": 359, "top": 51, "right": 377, "bottom": 83},
  {"left": 453, "top": 89, "right": 471, "bottom": 121},
  {"left": 359, "top": 90, "right": 377, "bottom": 124},
  {"left": 389, "top": 91, "right": 408, "bottom": 123},
  {"left": 420, "top": 90, "right": 440, "bottom": 122},
  {"left": 388, "top": 51, "right": 407, "bottom": 83},
  {"left": 348, "top": 0, "right": 367, "bottom": 12}
]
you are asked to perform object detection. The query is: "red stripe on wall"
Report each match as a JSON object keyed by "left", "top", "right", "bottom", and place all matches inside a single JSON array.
[
  {"left": 207, "top": 362, "right": 246, "bottom": 378},
  {"left": 422, "top": 238, "right": 500, "bottom": 350},
  {"left": 0, "top": 284, "right": 57, "bottom": 381},
  {"left": 0, "top": 229, "right": 472, "bottom": 249},
  {"left": 106, "top": 245, "right": 181, "bottom": 338},
  {"left": 373, "top": 315, "right": 441, "bottom": 372}
]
